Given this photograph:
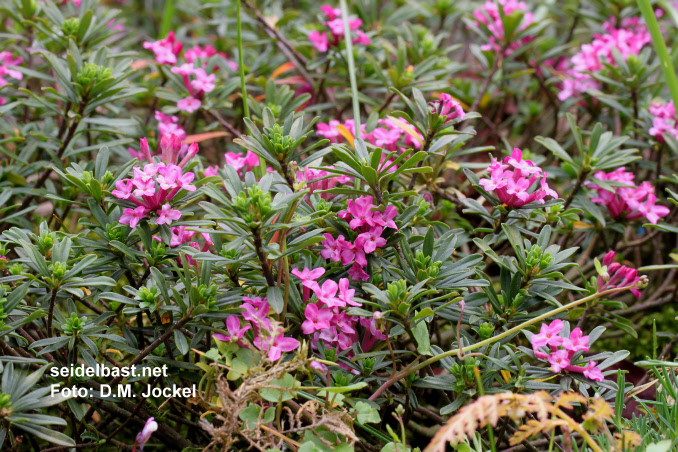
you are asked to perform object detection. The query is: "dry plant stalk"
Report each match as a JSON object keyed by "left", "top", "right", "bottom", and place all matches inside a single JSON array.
[
  {"left": 199, "top": 322, "right": 358, "bottom": 451},
  {"left": 424, "top": 391, "right": 617, "bottom": 452}
]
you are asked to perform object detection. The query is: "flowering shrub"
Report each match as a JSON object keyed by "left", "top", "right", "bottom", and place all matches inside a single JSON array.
[{"left": 0, "top": 0, "right": 677, "bottom": 451}]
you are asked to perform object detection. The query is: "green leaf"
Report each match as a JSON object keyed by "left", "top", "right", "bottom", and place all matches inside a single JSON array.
[
  {"left": 260, "top": 373, "right": 298, "bottom": 402},
  {"left": 412, "top": 313, "right": 431, "bottom": 355},
  {"left": 354, "top": 402, "right": 380, "bottom": 424},
  {"left": 267, "top": 286, "right": 284, "bottom": 315}
]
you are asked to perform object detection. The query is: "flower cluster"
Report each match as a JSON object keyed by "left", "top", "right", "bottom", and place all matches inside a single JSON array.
[
  {"left": 648, "top": 100, "right": 678, "bottom": 143},
  {"left": 596, "top": 251, "right": 644, "bottom": 297},
  {"left": 316, "top": 117, "right": 422, "bottom": 172},
  {"left": 479, "top": 148, "right": 558, "bottom": 207},
  {"left": 215, "top": 297, "right": 300, "bottom": 361},
  {"left": 296, "top": 166, "right": 351, "bottom": 199},
  {"left": 309, "top": 5, "right": 370, "bottom": 52},
  {"left": 428, "top": 93, "right": 466, "bottom": 123},
  {"left": 471, "top": 0, "right": 535, "bottom": 56},
  {"left": 114, "top": 135, "right": 198, "bottom": 228},
  {"left": 143, "top": 36, "right": 236, "bottom": 114},
  {"left": 143, "top": 31, "right": 183, "bottom": 65},
  {"left": 559, "top": 18, "right": 651, "bottom": 100},
  {"left": 530, "top": 320, "right": 603, "bottom": 381},
  {"left": 292, "top": 267, "right": 386, "bottom": 353},
  {"left": 0, "top": 51, "right": 23, "bottom": 106},
  {"left": 320, "top": 196, "right": 397, "bottom": 281},
  {"left": 588, "top": 167, "right": 669, "bottom": 224}
]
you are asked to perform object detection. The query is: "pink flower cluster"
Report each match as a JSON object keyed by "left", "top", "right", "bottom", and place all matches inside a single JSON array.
[
  {"left": 317, "top": 118, "right": 422, "bottom": 172},
  {"left": 308, "top": 5, "right": 370, "bottom": 52},
  {"left": 143, "top": 31, "right": 183, "bottom": 65},
  {"left": 114, "top": 135, "right": 198, "bottom": 228},
  {"left": 478, "top": 148, "right": 557, "bottom": 207},
  {"left": 215, "top": 297, "right": 300, "bottom": 361},
  {"left": 596, "top": 250, "right": 643, "bottom": 297},
  {"left": 296, "top": 167, "right": 351, "bottom": 199},
  {"left": 588, "top": 167, "right": 669, "bottom": 224},
  {"left": 292, "top": 267, "right": 386, "bottom": 353},
  {"left": 0, "top": 52, "right": 23, "bottom": 106},
  {"left": 320, "top": 196, "right": 397, "bottom": 281},
  {"left": 559, "top": 18, "right": 650, "bottom": 100},
  {"left": 530, "top": 320, "right": 603, "bottom": 382},
  {"left": 143, "top": 35, "right": 236, "bottom": 114},
  {"left": 429, "top": 93, "right": 466, "bottom": 122},
  {"left": 471, "top": 0, "right": 535, "bottom": 56},
  {"left": 649, "top": 100, "right": 678, "bottom": 143},
  {"left": 204, "top": 150, "right": 273, "bottom": 178}
]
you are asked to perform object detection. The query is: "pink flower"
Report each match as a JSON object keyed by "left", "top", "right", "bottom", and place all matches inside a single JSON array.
[
  {"left": 310, "top": 360, "right": 328, "bottom": 374},
  {"left": 291, "top": 267, "right": 326, "bottom": 290},
  {"left": 135, "top": 417, "right": 158, "bottom": 450},
  {"left": 316, "top": 120, "right": 341, "bottom": 142},
  {"left": 313, "top": 279, "right": 340, "bottom": 307},
  {"left": 301, "top": 303, "right": 333, "bottom": 334},
  {"left": 177, "top": 96, "right": 201, "bottom": 113},
  {"left": 112, "top": 179, "right": 134, "bottom": 199},
  {"left": 558, "top": 18, "right": 650, "bottom": 100},
  {"left": 562, "top": 328, "right": 589, "bottom": 353},
  {"left": 214, "top": 315, "right": 251, "bottom": 342},
  {"left": 338, "top": 278, "right": 361, "bottom": 307},
  {"left": 356, "top": 227, "right": 387, "bottom": 253},
  {"left": 120, "top": 206, "right": 147, "bottom": 228},
  {"left": 190, "top": 68, "right": 216, "bottom": 93},
  {"left": 596, "top": 250, "right": 643, "bottom": 297},
  {"left": 156, "top": 204, "right": 181, "bottom": 225},
  {"left": 205, "top": 165, "right": 219, "bottom": 177},
  {"left": 471, "top": 0, "right": 535, "bottom": 56},
  {"left": 143, "top": 31, "right": 182, "bottom": 65},
  {"left": 478, "top": 148, "right": 557, "bottom": 207},
  {"left": 373, "top": 206, "right": 398, "bottom": 230},
  {"left": 309, "top": 30, "right": 329, "bottom": 52},
  {"left": 530, "top": 319, "right": 564, "bottom": 349},
  {"left": 348, "top": 262, "right": 369, "bottom": 281},
  {"left": 548, "top": 349, "right": 571, "bottom": 373},
  {"left": 320, "top": 233, "right": 344, "bottom": 262},
  {"left": 582, "top": 361, "right": 604, "bottom": 381},
  {"left": 588, "top": 167, "right": 668, "bottom": 224},
  {"left": 429, "top": 93, "right": 465, "bottom": 121},
  {"left": 254, "top": 333, "right": 300, "bottom": 361}
]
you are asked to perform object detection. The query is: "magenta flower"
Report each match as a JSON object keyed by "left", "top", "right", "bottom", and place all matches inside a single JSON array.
[
  {"left": 320, "top": 233, "right": 343, "bottom": 261},
  {"left": 588, "top": 168, "right": 668, "bottom": 224},
  {"left": 547, "top": 349, "right": 571, "bottom": 373},
  {"left": 582, "top": 361, "right": 604, "bottom": 382},
  {"left": 254, "top": 333, "right": 300, "bottom": 361},
  {"left": 134, "top": 417, "right": 158, "bottom": 451},
  {"left": 310, "top": 360, "right": 328, "bottom": 374},
  {"left": 316, "top": 120, "right": 342, "bottom": 142},
  {"left": 478, "top": 148, "right": 558, "bottom": 208},
  {"left": 348, "top": 263, "right": 369, "bottom": 281},
  {"left": 530, "top": 321, "right": 607, "bottom": 382},
  {"left": 559, "top": 18, "right": 650, "bottom": 100},
  {"left": 429, "top": 93, "right": 465, "bottom": 122},
  {"left": 313, "top": 279, "right": 340, "bottom": 307},
  {"left": 562, "top": 328, "right": 589, "bottom": 353},
  {"left": 338, "top": 278, "right": 361, "bottom": 307},
  {"left": 112, "top": 179, "right": 134, "bottom": 199},
  {"left": 356, "top": 227, "right": 387, "bottom": 253},
  {"left": 301, "top": 303, "right": 333, "bottom": 334},
  {"left": 143, "top": 31, "right": 182, "bottom": 65},
  {"left": 190, "top": 68, "right": 216, "bottom": 93},
  {"left": 309, "top": 30, "right": 329, "bottom": 52},
  {"left": 156, "top": 204, "right": 181, "bottom": 225},
  {"left": 214, "top": 315, "right": 251, "bottom": 342},
  {"left": 291, "top": 267, "right": 326, "bottom": 290},
  {"left": 177, "top": 96, "right": 201, "bottom": 112},
  {"left": 596, "top": 250, "right": 643, "bottom": 297},
  {"left": 471, "top": 0, "right": 535, "bottom": 56},
  {"left": 120, "top": 206, "right": 147, "bottom": 229},
  {"left": 530, "top": 319, "right": 564, "bottom": 350}
]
